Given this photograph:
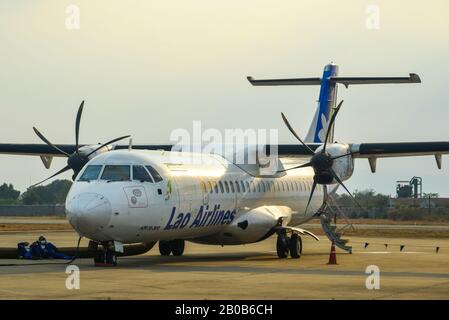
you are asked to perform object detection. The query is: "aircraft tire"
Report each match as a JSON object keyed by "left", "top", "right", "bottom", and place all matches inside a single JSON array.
[
  {"left": 159, "top": 241, "right": 172, "bottom": 256},
  {"left": 276, "top": 234, "right": 289, "bottom": 258},
  {"left": 289, "top": 234, "right": 302, "bottom": 259},
  {"left": 171, "top": 239, "right": 185, "bottom": 256},
  {"left": 94, "top": 251, "right": 104, "bottom": 264}
]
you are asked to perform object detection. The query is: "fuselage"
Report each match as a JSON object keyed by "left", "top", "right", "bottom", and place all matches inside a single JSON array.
[{"left": 65, "top": 149, "right": 326, "bottom": 245}]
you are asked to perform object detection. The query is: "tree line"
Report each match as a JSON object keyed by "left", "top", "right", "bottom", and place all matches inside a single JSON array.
[
  {"left": 1, "top": 182, "right": 448, "bottom": 221},
  {"left": 0, "top": 180, "right": 72, "bottom": 205},
  {"left": 334, "top": 189, "right": 449, "bottom": 221}
]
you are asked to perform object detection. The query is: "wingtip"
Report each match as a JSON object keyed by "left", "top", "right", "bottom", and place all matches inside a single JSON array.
[{"left": 410, "top": 73, "right": 421, "bottom": 83}]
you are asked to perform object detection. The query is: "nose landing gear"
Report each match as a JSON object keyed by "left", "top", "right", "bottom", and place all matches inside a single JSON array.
[
  {"left": 158, "top": 239, "right": 185, "bottom": 256},
  {"left": 276, "top": 232, "right": 302, "bottom": 259},
  {"left": 91, "top": 241, "right": 117, "bottom": 267}
]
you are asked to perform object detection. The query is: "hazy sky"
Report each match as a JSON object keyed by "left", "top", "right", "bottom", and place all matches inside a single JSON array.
[{"left": 1, "top": 0, "right": 449, "bottom": 196}]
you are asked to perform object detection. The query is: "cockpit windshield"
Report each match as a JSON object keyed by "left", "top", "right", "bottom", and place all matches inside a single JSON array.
[
  {"left": 101, "top": 165, "right": 130, "bottom": 181},
  {"left": 133, "top": 165, "right": 153, "bottom": 182},
  {"left": 146, "top": 165, "right": 163, "bottom": 182},
  {"left": 79, "top": 165, "right": 102, "bottom": 181}
]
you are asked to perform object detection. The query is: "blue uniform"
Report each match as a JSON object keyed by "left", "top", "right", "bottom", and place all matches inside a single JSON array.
[{"left": 18, "top": 241, "right": 73, "bottom": 260}]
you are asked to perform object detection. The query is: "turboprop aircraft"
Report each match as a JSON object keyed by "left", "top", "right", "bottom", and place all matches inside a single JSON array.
[{"left": 1, "top": 63, "right": 448, "bottom": 266}]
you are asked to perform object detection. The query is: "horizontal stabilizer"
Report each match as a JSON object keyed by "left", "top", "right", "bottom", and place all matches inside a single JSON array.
[
  {"left": 247, "top": 74, "right": 421, "bottom": 88},
  {"left": 330, "top": 74, "right": 421, "bottom": 87},
  {"left": 247, "top": 76, "right": 321, "bottom": 86}
]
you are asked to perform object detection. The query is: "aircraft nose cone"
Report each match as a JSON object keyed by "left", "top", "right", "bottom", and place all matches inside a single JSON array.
[{"left": 66, "top": 193, "right": 112, "bottom": 236}]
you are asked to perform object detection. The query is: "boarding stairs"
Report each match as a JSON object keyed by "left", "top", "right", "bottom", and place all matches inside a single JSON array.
[{"left": 319, "top": 200, "right": 354, "bottom": 253}]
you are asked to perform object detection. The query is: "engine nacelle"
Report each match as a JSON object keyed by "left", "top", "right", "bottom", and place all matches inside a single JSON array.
[
  {"left": 190, "top": 206, "right": 292, "bottom": 245},
  {"left": 78, "top": 144, "right": 113, "bottom": 160},
  {"left": 314, "top": 143, "right": 354, "bottom": 183}
]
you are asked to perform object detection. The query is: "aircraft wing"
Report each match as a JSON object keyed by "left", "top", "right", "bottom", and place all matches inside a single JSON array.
[
  {"left": 350, "top": 142, "right": 449, "bottom": 172},
  {"left": 1, "top": 141, "right": 448, "bottom": 163},
  {"left": 0, "top": 143, "right": 318, "bottom": 157},
  {"left": 351, "top": 142, "right": 449, "bottom": 158},
  {"left": 0, "top": 143, "right": 177, "bottom": 157},
  {"left": 0, "top": 144, "right": 77, "bottom": 157}
]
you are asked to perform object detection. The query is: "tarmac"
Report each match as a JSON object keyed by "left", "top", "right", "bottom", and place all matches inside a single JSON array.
[{"left": 0, "top": 223, "right": 449, "bottom": 299}]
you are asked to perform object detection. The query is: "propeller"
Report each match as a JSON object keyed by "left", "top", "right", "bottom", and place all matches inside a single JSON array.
[
  {"left": 31, "top": 101, "right": 130, "bottom": 186},
  {"left": 279, "top": 100, "right": 363, "bottom": 214}
]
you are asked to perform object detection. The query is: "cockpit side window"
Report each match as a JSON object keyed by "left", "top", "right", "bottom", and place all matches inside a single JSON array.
[
  {"left": 146, "top": 165, "right": 163, "bottom": 182},
  {"left": 79, "top": 165, "right": 102, "bottom": 181},
  {"left": 133, "top": 165, "right": 153, "bottom": 182},
  {"left": 101, "top": 165, "right": 130, "bottom": 181}
]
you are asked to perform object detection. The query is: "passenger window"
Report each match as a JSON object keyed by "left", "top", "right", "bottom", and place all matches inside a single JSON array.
[
  {"left": 208, "top": 181, "right": 214, "bottom": 194},
  {"left": 200, "top": 181, "right": 207, "bottom": 194},
  {"left": 240, "top": 181, "right": 246, "bottom": 192},
  {"left": 256, "top": 182, "right": 261, "bottom": 193},
  {"left": 133, "top": 165, "right": 153, "bottom": 182},
  {"left": 245, "top": 181, "right": 250, "bottom": 192},
  {"left": 230, "top": 181, "right": 235, "bottom": 193},
  {"left": 146, "top": 165, "right": 163, "bottom": 182},
  {"left": 224, "top": 181, "right": 230, "bottom": 193},
  {"left": 218, "top": 181, "right": 224, "bottom": 193},
  {"left": 250, "top": 181, "right": 256, "bottom": 193},
  {"left": 101, "top": 165, "right": 130, "bottom": 181},
  {"left": 79, "top": 165, "right": 102, "bottom": 181},
  {"left": 214, "top": 182, "right": 219, "bottom": 193},
  {"left": 235, "top": 181, "right": 241, "bottom": 193}
]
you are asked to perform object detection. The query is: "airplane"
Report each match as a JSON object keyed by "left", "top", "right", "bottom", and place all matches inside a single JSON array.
[{"left": 1, "top": 63, "right": 448, "bottom": 266}]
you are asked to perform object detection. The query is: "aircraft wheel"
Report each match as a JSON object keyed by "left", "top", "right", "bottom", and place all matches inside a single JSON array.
[
  {"left": 276, "top": 233, "right": 289, "bottom": 258},
  {"left": 93, "top": 251, "right": 104, "bottom": 264},
  {"left": 289, "top": 234, "right": 302, "bottom": 259},
  {"left": 159, "top": 241, "right": 172, "bottom": 256},
  {"left": 105, "top": 251, "right": 117, "bottom": 266},
  {"left": 171, "top": 239, "right": 185, "bottom": 256}
]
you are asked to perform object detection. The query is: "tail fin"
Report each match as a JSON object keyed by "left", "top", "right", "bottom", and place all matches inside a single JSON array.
[{"left": 305, "top": 64, "right": 339, "bottom": 143}]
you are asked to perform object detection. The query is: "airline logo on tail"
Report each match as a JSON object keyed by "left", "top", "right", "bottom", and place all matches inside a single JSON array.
[{"left": 305, "top": 63, "right": 339, "bottom": 143}]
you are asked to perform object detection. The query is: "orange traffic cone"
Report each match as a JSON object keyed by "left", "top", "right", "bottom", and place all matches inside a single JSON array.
[{"left": 327, "top": 241, "right": 337, "bottom": 265}]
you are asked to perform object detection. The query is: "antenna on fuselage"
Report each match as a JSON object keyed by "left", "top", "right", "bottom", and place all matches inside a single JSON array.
[{"left": 128, "top": 138, "right": 133, "bottom": 151}]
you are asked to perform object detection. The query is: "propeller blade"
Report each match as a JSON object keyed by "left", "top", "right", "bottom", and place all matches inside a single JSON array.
[
  {"left": 323, "top": 100, "right": 344, "bottom": 152},
  {"left": 276, "top": 161, "right": 312, "bottom": 173},
  {"left": 281, "top": 112, "right": 315, "bottom": 155},
  {"left": 33, "top": 127, "right": 70, "bottom": 157},
  {"left": 86, "top": 135, "right": 131, "bottom": 158},
  {"left": 75, "top": 101, "right": 84, "bottom": 153},
  {"left": 329, "top": 167, "right": 365, "bottom": 210},
  {"left": 30, "top": 165, "right": 71, "bottom": 188},
  {"left": 304, "top": 179, "right": 317, "bottom": 215}
]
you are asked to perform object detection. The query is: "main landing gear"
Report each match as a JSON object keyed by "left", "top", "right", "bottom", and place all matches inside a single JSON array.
[
  {"left": 276, "top": 232, "right": 302, "bottom": 259},
  {"left": 159, "top": 239, "right": 185, "bottom": 256}
]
